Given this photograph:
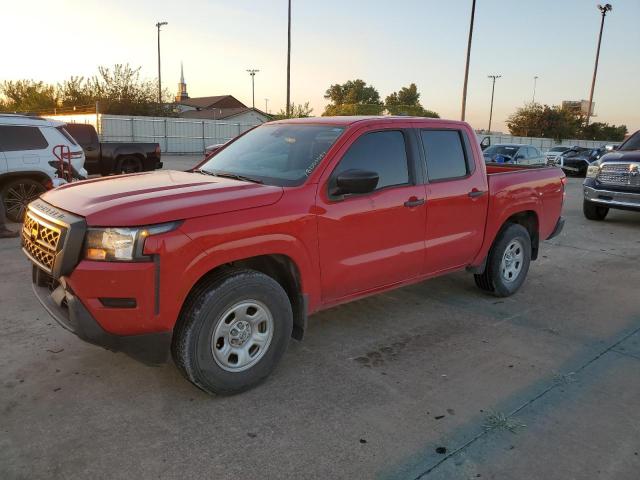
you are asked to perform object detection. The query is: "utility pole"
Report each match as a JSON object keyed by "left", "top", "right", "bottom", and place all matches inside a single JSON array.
[
  {"left": 586, "top": 3, "right": 612, "bottom": 126},
  {"left": 461, "top": 0, "right": 476, "bottom": 121},
  {"left": 265, "top": 98, "right": 269, "bottom": 113},
  {"left": 247, "top": 69, "right": 259, "bottom": 108},
  {"left": 487, "top": 75, "right": 502, "bottom": 133},
  {"left": 286, "top": 0, "right": 292, "bottom": 117},
  {"left": 532, "top": 75, "right": 539, "bottom": 103},
  {"left": 155, "top": 21, "right": 168, "bottom": 104}
]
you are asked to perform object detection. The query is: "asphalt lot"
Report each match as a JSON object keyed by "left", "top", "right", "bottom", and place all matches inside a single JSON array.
[{"left": 2, "top": 157, "right": 640, "bottom": 479}]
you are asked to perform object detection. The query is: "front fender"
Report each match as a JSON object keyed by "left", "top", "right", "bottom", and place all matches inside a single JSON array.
[{"left": 176, "top": 232, "right": 320, "bottom": 316}]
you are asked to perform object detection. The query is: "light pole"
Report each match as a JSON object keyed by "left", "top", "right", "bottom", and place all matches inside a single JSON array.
[
  {"left": 247, "top": 69, "right": 259, "bottom": 108},
  {"left": 155, "top": 21, "right": 168, "bottom": 104},
  {"left": 286, "top": 0, "right": 292, "bottom": 117},
  {"left": 487, "top": 75, "right": 501, "bottom": 133},
  {"left": 532, "top": 75, "right": 539, "bottom": 103},
  {"left": 586, "top": 3, "right": 612, "bottom": 126},
  {"left": 461, "top": 0, "right": 476, "bottom": 121},
  {"left": 265, "top": 98, "right": 269, "bottom": 113}
]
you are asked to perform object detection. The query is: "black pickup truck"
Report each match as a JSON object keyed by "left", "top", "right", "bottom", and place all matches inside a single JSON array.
[
  {"left": 64, "top": 123, "right": 162, "bottom": 176},
  {"left": 583, "top": 130, "right": 640, "bottom": 220}
]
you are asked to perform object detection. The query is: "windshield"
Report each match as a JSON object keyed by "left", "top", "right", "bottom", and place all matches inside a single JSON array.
[
  {"left": 484, "top": 145, "right": 519, "bottom": 156},
  {"left": 199, "top": 124, "right": 345, "bottom": 186},
  {"left": 619, "top": 131, "right": 640, "bottom": 151}
]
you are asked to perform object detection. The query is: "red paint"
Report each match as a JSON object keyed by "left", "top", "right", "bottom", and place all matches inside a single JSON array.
[{"left": 44, "top": 117, "right": 565, "bottom": 337}]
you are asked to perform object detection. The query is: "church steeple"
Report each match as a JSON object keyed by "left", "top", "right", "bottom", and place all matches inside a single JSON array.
[{"left": 176, "top": 62, "right": 189, "bottom": 102}]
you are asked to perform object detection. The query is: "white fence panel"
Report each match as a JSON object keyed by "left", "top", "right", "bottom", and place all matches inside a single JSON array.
[{"left": 97, "top": 115, "right": 260, "bottom": 154}]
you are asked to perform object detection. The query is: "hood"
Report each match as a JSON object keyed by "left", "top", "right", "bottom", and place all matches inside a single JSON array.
[
  {"left": 600, "top": 150, "right": 640, "bottom": 164},
  {"left": 42, "top": 170, "right": 284, "bottom": 226}
]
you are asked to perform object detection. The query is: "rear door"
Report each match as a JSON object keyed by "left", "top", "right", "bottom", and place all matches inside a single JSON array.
[
  {"left": 316, "top": 126, "right": 427, "bottom": 301},
  {"left": 65, "top": 124, "right": 100, "bottom": 173},
  {"left": 0, "top": 125, "right": 49, "bottom": 171},
  {"left": 420, "top": 128, "right": 488, "bottom": 275}
]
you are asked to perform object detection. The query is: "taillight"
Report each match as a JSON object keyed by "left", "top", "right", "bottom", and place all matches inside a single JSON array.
[
  {"left": 70, "top": 151, "right": 83, "bottom": 159},
  {"left": 155, "top": 145, "right": 161, "bottom": 155}
]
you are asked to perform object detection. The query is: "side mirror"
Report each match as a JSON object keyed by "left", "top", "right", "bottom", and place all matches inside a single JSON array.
[
  {"left": 480, "top": 137, "right": 491, "bottom": 150},
  {"left": 333, "top": 169, "right": 379, "bottom": 196}
]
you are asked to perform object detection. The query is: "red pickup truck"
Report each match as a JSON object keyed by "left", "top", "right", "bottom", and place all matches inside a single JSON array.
[{"left": 22, "top": 117, "right": 565, "bottom": 395}]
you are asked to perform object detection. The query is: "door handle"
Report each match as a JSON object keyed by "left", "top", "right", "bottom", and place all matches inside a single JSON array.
[
  {"left": 468, "top": 189, "right": 487, "bottom": 198},
  {"left": 404, "top": 197, "right": 425, "bottom": 208}
]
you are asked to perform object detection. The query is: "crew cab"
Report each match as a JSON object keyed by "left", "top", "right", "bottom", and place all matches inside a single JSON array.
[
  {"left": 583, "top": 130, "right": 640, "bottom": 220},
  {"left": 22, "top": 117, "right": 565, "bottom": 395},
  {"left": 64, "top": 123, "right": 162, "bottom": 176}
]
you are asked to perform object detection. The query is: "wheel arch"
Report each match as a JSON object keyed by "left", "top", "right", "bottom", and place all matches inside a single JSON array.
[
  {"left": 469, "top": 209, "right": 540, "bottom": 274},
  {"left": 176, "top": 252, "right": 310, "bottom": 342}
]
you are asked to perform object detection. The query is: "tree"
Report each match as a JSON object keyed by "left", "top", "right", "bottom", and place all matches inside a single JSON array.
[
  {"left": 273, "top": 101, "right": 313, "bottom": 119},
  {"left": 0, "top": 64, "right": 175, "bottom": 116},
  {"left": 385, "top": 83, "right": 439, "bottom": 117},
  {"left": 580, "top": 122, "right": 627, "bottom": 141},
  {"left": 323, "top": 79, "right": 384, "bottom": 116},
  {"left": 0, "top": 80, "right": 58, "bottom": 112},
  {"left": 507, "top": 103, "right": 582, "bottom": 140}
]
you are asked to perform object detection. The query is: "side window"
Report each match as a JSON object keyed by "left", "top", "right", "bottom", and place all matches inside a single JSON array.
[
  {"left": 527, "top": 147, "right": 538, "bottom": 158},
  {"left": 421, "top": 130, "right": 469, "bottom": 181},
  {"left": 0, "top": 125, "right": 49, "bottom": 152},
  {"left": 333, "top": 130, "right": 409, "bottom": 191}
]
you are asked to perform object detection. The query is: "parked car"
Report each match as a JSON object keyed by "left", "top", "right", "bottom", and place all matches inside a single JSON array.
[
  {"left": 0, "top": 114, "right": 86, "bottom": 222},
  {"left": 483, "top": 144, "right": 545, "bottom": 165},
  {"left": 64, "top": 123, "right": 162, "bottom": 176},
  {"left": 554, "top": 147, "right": 606, "bottom": 176},
  {"left": 22, "top": 117, "right": 565, "bottom": 395},
  {"left": 583, "top": 130, "right": 640, "bottom": 220},
  {"left": 544, "top": 146, "right": 572, "bottom": 164}
]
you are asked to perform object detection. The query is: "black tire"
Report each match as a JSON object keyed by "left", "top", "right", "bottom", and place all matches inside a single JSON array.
[
  {"left": 474, "top": 223, "right": 532, "bottom": 297},
  {"left": 1, "top": 178, "right": 46, "bottom": 222},
  {"left": 583, "top": 199, "right": 608, "bottom": 221},
  {"left": 117, "top": 156, "right": 143, "bottom": 174},
  {"left": 172, "top": 269, "right": 293, "bottom": 395}
]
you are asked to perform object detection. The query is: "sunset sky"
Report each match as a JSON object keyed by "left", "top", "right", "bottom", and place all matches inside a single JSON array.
[{"left": 4, "top": 0, "right": 639, "bottom": 132}]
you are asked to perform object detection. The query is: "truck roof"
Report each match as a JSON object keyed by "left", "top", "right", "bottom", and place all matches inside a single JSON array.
[{"left": 270, "top": 115, "right": 468, "bottom": 128}]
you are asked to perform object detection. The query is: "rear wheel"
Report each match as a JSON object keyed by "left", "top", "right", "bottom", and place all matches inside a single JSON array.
[
  {"left": 583, "top": 199, "right": 608, "bottom": 221},
  {"left": 474, "top": 223, "right": 532, "bottom": 297},
  {"left": 172, "top": 269, "right": 293, "bottom": 395},
  {"left": 117, "top": 156, "right": 143, "bottom": 174},
  {"left": 1, "top": 178, "right": 46, "bottom": 222}
]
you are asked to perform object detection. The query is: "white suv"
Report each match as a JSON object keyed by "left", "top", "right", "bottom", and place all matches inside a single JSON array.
[{"left": 0, "top": 114, "right": 86, "bottom": 222}]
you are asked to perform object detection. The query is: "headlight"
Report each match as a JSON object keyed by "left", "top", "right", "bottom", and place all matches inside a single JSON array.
[
  {"left": 83, "top": 222, "right": 180, "bottom": 261},
  {"left": 586, "top": 164, "right": 600, "bottom": 179}
]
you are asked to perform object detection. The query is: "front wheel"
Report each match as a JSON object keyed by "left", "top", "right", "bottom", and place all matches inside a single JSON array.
[
  {"left": 172, "top": 269, "right": 293, "bottom": 395},
  {"left": 474, "top": 223, "right": 532, "bottom": 297},
  {"left": 1, "top": 178, "right": 46, "bottom": 222},
  {"left": 583, "top": 199, "right": 608, "bottom": 221}
]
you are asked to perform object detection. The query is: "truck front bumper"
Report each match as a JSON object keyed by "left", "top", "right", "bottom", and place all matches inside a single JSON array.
[
  {"left": 583, "top": 185, "right": 640, "bottom": 211},
  {"left": 32, "top": 267, "right": 171, "bottom": 365}
]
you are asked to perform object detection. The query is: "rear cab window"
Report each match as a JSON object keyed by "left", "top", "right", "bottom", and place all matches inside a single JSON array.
[{"left": 420, "top": 130, "right": 472, "bottom": 181}]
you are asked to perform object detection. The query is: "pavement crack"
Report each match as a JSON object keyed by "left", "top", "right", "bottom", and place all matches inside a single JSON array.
[{"left": 412, "top": 322, "right": 640, "bottom": 479}]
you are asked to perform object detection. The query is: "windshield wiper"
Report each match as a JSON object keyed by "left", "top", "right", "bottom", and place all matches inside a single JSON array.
[
  {"left": 211, "top": 171, "right": 263, "bottom": 184},
  {"left": 195, "top": 169, "right": 216, "bottom": 176}
]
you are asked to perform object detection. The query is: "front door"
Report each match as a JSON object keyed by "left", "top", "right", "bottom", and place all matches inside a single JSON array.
[{"left": 316, "top": 128, "right": 427, "bottom": 301}]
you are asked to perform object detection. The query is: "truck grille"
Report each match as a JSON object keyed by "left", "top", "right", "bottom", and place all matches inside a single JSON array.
[
  {"left": 597, "top": 163, "right": 640, "bottom": 187},
  {"left": 22, "top": 212, "right": 64, "bottom": 273}
]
